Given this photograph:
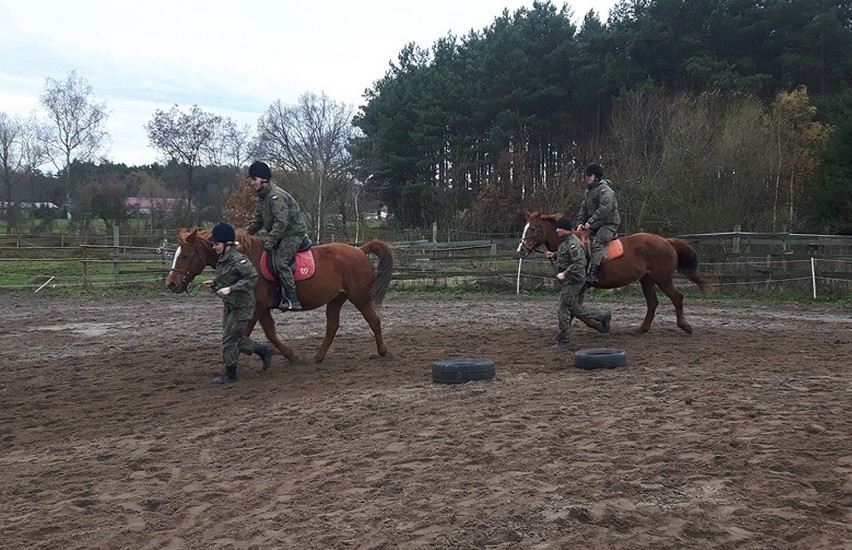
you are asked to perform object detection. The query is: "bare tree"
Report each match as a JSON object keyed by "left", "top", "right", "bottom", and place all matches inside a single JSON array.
[
  {"left": 146, "top": 104, "right": 222, "bottom": 221},
  {"left": 38, "top": 70, "right": 109, "bottom": 220},
  {"left": 257, "top": 92, "right": 356, "bottom": 241},
  {"left": 0, "top": 113, "right": 47, "bottom": 233},
  {"left": 210, "top": 118, "right": 256, "bottom": 168}
]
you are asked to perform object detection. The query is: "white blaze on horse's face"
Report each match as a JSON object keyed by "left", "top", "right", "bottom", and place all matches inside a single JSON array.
[
  {"left": 517, "top": 222, "right": 531, "bottom": 254},
  {"left": 171, "top": 246, "right": 182, "bottom": 271}
]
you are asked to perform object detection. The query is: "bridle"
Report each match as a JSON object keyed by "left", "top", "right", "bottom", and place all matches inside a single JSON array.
[
  {"left": 168, "top": 245, "right": 205, "bottom": 295},
  {"left": 518, "top": 222, "right": 547, "bottom": 256}
]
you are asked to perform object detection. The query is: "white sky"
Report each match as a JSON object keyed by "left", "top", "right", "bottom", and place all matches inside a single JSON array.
[{"left": 0, "top": 0, "right": 617, "bottom": 167}]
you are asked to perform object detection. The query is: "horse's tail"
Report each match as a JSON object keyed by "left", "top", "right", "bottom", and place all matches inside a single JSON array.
[
  {"left": 360, "top": 240, "right": 395, "bottom": 306},
  {"left": 667, "top": 238, "right": 714, "bottom": 295}
]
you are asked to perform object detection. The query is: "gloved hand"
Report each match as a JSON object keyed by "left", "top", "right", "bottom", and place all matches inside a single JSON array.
[{"left": 216, "top": 286, "right": 232, "bottom": 297}]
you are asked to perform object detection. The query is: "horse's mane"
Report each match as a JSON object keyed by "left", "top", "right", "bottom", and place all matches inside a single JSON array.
[{"left": 177, "top": 227, "right": 266, "bottom": 263}]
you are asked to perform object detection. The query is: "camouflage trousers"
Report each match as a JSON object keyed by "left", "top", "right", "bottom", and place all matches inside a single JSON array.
[
  {"left": 588, "top": 224, "right": 618, "bottom": 267},
  {"left": 221, "top": 306, "right": 259, "bottom": 367},
  {"left": 557, "top": 280, "right": 609, "bottom": 342},
  {"left": 272, "top": 235, "right": 304, "bottom": 292}
]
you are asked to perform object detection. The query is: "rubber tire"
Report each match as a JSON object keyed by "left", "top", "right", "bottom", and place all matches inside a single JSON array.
[
  {"left": 432, "top": 358, "right": 496, "bottom": 384},
  {"left": 574, "top": 348, "right": 627, "bottom": 370}
]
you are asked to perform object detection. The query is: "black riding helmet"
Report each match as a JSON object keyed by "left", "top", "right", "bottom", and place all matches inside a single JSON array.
[{"left": 211, "top": 222, "right": 236, "bottom": 244}]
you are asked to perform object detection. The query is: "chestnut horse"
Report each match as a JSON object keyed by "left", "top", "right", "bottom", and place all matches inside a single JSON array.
[
  {"left": 517, "top": 212, "right": 711, "bottom": 334},
  {"left": 165, "top": 228, "right": 394, "bottom": 363}
]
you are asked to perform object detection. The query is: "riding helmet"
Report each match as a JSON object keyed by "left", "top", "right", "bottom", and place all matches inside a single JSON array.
[
  {"left": 211, "top": 222, "right": 236, "bottom": 244},
  {"left": 248, "top": 161, "right": 272, "bottom": 180},
  {"left": 555, "top": 216, "right": 573, "bottom": 230},
  {"left": 585, "top": 163, "right": 604, "bottom": 179}
]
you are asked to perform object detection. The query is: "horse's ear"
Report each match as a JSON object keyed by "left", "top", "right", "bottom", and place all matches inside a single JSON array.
[
  {"left": 186, "top": 229, "right": 199, "bottom": 241},
  {"left": 523, "top": 209, "right": 531, "bottom": 220}
]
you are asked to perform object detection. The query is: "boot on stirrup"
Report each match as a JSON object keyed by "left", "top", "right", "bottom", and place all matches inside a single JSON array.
[
  {"left": 277, "top": 285, "right": 302, "bottom": 312},
  {"left": 213, "top": 364, "right": 237, "bottom": 384},
  {"left": 255, "top": 344, "right": 275, "bottom": 371},
  {"left": 585, "top": 264, "right": 600, "bottom": 285}
]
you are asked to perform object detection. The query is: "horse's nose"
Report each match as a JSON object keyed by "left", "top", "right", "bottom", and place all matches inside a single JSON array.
[{"left": 166, "top": 281, "right": 178, "bottom": 293}]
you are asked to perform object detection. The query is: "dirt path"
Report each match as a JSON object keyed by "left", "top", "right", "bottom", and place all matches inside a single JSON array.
[{"left": 1, "top": 294, "right": 850, "bottom": 549}]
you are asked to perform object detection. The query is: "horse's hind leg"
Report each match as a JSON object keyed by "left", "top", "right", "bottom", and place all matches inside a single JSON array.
[
  {"left": 351, "top": 300, "right": 388, "bottom": 358},
  {"left": 638, "top": 275, "right": 659, "bottom": 333},
  {"left": 257, "top": 310, "right": 296, "bottom": 362},
  {"left": 315, "top": 294, "right": 347, "bottom": 363},
  {"left": 657, "top": 278, "right": 692, "bottom": 334}
]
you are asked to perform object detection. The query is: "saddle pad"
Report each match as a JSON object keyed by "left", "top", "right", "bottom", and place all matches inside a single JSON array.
[
  {"left": 606, "top": 239, "right": 624, "bottom": 261},
  {"left": 260, "top": 250, "right": 316, "bottom": 282},
  {"left": 577, "top": 233, "right": 624, "bottom": 262}
]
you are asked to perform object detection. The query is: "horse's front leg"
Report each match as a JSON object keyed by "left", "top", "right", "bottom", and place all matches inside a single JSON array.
[
  {"left": 256, "top": 309, "right": 296, "bottom": 362},
  {"left": 638, "top": 276, "right": 658, "bottom": 333},
  {"left": 314, "top": 295, "right": 347, "bottom": 363}
]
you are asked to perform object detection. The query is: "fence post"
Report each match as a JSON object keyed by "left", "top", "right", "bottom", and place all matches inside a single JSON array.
[
  {"left": 811, "top": 257, "right": 817, "bottom": 299},
  {"left": 516, "top": 258, "right": 523, "bottom": 294},
  {"left": 113, "top": 225, "right": 120, "bottom": 282},
  {"left": 733, "top": 225, "right": 741, "bottom": 253}
]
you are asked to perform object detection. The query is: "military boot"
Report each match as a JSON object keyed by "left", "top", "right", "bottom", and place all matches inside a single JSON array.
[
  {"left": 585, "top": 264, "right": 600, "bottom": 285},
  {"left": 277, "top": 284, "right": 303, "bottom": 312},
  {"left": 552, "top": 338, "right": 573, "bottom": 349},
  {"left": 213, "top": 364, "right": 237, "bottom": 384},
  {"left": 600, "top": 312, "right": 612, "bottom": 333},
  {"left": 255, "top": 344, "right": 275, "bottom": 371}
]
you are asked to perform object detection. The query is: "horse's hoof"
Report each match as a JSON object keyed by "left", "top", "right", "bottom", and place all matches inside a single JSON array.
[{"left": 680, "top": 324, "right": 694, "bottom": 334}]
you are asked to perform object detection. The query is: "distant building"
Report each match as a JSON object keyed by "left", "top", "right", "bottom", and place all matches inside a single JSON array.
[
  {"left": 124, "top": 197, "right": 178, "bottom": 216},
  {"left": 0, "top": 201, "right": 60, "bottom": 218}
]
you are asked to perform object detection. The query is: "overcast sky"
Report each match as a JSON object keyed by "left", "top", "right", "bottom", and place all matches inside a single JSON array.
[{"left": 0, "top": 0, "right": 617, "bottom": 167}]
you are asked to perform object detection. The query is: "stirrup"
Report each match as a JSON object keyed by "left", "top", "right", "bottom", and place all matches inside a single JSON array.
[{"left": 277, "top": 298, "right": 302, "bottom": 312}]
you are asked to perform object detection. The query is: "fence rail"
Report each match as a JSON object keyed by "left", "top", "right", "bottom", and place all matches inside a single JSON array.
[{"left": 1, "top": 233, "right": 850, "bottom": 298}]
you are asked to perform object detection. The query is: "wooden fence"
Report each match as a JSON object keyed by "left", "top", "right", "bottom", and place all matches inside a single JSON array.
[{"left": 1, "top": 232, "right": 850, "bottom": 298}]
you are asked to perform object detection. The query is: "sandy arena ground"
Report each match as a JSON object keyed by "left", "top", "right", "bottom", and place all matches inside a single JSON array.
[{"left": 1, "top": 293, "right": 850, "bottom": 549}]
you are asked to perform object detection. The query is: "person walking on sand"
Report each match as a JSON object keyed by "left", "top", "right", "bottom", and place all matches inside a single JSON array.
[
  {"left": 203, "top": 222, "right": 275, "bottom": 384},
  {"left": 545, "top": 215, "right": 612, "bottom": 348}
]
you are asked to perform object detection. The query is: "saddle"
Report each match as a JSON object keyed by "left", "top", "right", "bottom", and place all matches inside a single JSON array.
[
  {"left": 577, "top": 232, "right": 624, "bottom": 262},
  {"left": 260, "top": 237, "right": 316, "bottom": 283}
]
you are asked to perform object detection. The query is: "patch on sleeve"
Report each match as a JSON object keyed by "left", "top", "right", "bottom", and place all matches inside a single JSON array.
[
  {"left": 239, "top": 259, "right": 248, "bottom": 265},
  {"left": 271, "top": 195, "right": 279, "bottom": 200}
]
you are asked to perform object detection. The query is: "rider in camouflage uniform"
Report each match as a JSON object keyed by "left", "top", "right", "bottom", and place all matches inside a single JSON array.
[
  {"left": 203, "top": 222, "right": 275, "bottom": 384},
  {"left": 245, "top": 161, "right": 308, "bottom": 311},
  {"left": 576, "top": 163, "right": 621, "bottom": 285},
  {"left": 546, "top": 215, "right": 612, "bottom": 348}
]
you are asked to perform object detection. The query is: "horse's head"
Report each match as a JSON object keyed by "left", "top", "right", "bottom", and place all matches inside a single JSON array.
[
  {"left": 165, "top": 228, "right": 216, "bottom": 294},
  {"left": 517, "top": 211, "right": 561, "bottom": 256}
]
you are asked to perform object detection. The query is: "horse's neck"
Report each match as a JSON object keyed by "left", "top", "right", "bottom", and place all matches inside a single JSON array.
[
  {"left": 544, "top": 223, "right": 560, "bottom": 252},
  {"left": 238, "top": 234, "right": 265, "bottom": 264}
]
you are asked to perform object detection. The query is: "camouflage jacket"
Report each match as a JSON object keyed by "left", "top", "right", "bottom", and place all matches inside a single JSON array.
[
  {"left": 246, "top": 183, "right": 308, "bottom": 251},
  {"left": 556, "top": 232, "right": 587, "bottom": 284},
  {"left": 212, "top": 247, "right": 257, "bottom": 309},
  {"left": 577, "top": 178, "right": 621, "bottom": 230}
]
